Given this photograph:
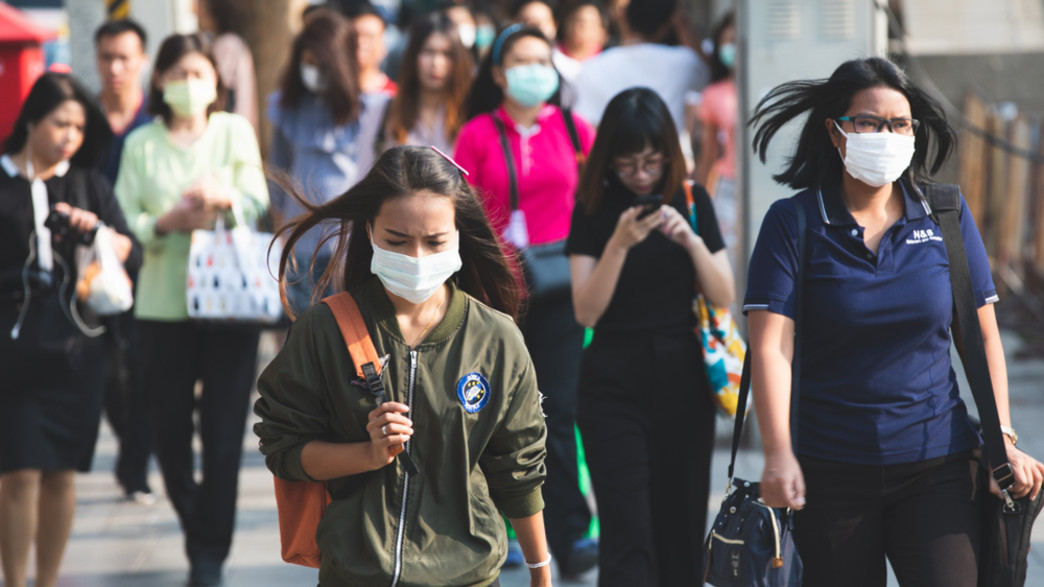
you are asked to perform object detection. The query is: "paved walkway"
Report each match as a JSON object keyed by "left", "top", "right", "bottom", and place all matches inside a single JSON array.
[{"left": 35, "top": 330, "right": 1044, "bottom": 585}]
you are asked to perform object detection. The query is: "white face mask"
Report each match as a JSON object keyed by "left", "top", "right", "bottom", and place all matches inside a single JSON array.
[
  {"left": 834, "top": 121, "right": 915, "bottom": 187},
  {"left": 300, "top": 63, "right": 328, "bottom": 93},
  {"left": 369, "top": 229, "right": 462, "bottom": 304}
]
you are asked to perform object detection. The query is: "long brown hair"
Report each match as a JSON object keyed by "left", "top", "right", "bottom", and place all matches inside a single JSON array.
[
  {"left": 386, "top": 12, "right": 474, "bottom": 146},
  {"left": 576, "top": 87, "right": 686, "bottom": 214},
  {"left": 278, "top": 9, "right": 361, "bottom": 126},
  {"left": 275, "top": 146, "right": 521, "bottom": 319}
]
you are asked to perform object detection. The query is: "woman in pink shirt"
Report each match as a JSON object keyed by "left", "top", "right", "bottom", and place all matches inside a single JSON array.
[
  {"left": 454, "top": 24, "right": 599, "bottom": 579},
  {"left": 696, "top": 10, "right": 739, "bottom": 267}
]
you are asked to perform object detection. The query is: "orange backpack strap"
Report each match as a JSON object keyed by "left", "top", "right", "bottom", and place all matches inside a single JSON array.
[
  {"left": 322, "top": 292, "right": 382, "bottom": 380},
  {"left": 321, "top": 292, "right": 419, "bottom": 476}
]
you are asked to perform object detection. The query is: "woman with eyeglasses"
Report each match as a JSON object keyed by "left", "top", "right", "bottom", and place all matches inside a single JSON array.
[
  {"left": 745, "top": 57, "right": 1044, "bottom": 586},
  {"left": 567, "top": 87, "right": 734, "bottom": 585}
]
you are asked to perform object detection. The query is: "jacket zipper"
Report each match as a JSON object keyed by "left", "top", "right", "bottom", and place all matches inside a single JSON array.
[{"left": 390, "top": 349, "right": 418, "bottom": 587}]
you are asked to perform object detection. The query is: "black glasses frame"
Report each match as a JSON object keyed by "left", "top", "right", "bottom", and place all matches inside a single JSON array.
[{"left": 836, "top": 115, "right": 921, "bottom": 135}]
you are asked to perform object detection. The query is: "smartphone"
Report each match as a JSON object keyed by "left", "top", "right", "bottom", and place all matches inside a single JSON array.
[{"left": 633, "top": 194, "right": 664, "bottom": 219}]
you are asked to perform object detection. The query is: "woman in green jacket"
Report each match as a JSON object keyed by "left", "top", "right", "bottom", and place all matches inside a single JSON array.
[{"left": 254, "top": 146, "right": 552, "bottom": 587}]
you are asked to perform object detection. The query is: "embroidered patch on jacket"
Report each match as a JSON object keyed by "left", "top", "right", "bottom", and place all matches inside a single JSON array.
[{"left": 457, "top": 372, "right": 492, "bottom": 413}]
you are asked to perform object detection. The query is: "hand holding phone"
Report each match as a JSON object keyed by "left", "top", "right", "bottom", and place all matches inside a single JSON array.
[{"left": 633, "top": 194, "right": 664, "bottom": 219}]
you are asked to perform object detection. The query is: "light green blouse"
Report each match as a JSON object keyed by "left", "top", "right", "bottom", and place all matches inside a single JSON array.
[{"left": 115, "top": 112, "right": 269, "bottom": 321}]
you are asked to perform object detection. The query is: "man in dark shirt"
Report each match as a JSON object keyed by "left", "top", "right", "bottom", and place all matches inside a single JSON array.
[
  {"left": 94, "top": 18, "right": 156, "bottom": 505},
  {"left": 96, "top": 19, "right": 152, "bottom": 186}
]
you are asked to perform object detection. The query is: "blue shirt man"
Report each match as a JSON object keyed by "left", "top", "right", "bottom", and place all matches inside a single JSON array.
[{"left": 94, "top": 19, "right": 153, "bottom": 186}]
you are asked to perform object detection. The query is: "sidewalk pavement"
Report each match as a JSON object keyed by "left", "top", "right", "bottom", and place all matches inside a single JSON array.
[{"left": 45, "top": 329, "right": 1044, "bottom": 586}]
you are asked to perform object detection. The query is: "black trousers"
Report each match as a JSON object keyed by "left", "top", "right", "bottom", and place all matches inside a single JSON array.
[
  {"left": 795, "top": 451, "right": 981, "bottom": 587},
  {"left": 519, "top": 295, "right": 591, "bottom": 564},
  {"left": 139, "top": 320, "right": 260, "bottom": 564},
  {"left": 576, "top": 330, "right": 715, "bottom": 587},
  {"left": 103, "top": 310, "right": 153, "bottom": 493}
]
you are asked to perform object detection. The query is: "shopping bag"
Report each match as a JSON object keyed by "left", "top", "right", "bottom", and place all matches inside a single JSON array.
[
  {"left": 186, "top": 203, "right": 284, "bottom": 324},
  {"left": 695, "top": 294, "right": 746, "bottom": 417}
]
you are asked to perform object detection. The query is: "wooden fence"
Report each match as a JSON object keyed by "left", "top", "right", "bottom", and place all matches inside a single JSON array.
[{"left": 958, "top": 90, "right": 1044, "bottom": 315}]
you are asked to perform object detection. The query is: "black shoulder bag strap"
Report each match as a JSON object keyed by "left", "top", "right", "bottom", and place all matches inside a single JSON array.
[
  {"left": 492, "top": 117, "right": 521, "bottom": 212},
  {"left": 560, "top": 108, "right": 585, "bottom": 167},
  {"left": 923, "top": 183, "right": 1015, "bottom": 493},
  {"left": 728, "top": 199, "right": 807, "bottom": 481}
]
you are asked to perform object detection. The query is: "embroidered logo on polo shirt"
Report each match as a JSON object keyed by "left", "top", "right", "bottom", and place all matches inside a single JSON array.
[
  {"left": 906, "top": 228, "right": 943, "bottom": 245},
  {"left": 457, "top": 372, "right": 491, "bottom": 413}
]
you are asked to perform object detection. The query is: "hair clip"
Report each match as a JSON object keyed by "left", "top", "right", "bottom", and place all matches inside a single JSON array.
[
  {"left": 431, "top": 146, "right": 469, "bottom": 177},
  {"left": 491, "top": 23, "right": 524, "bottom": 65}
]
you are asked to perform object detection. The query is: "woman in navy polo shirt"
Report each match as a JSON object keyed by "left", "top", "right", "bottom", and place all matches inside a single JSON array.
[{"left": 745, "top": 57, "right": 1044, "bottom": 586}]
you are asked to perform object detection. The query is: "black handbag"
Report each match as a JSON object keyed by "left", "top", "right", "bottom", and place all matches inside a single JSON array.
[
  {"left": 493, "top": 110, "right": 583, "bottom": 301},
  {"left": 704, "top": 201, "right": 806, "bottom": 587},
  {"left": 924, "top": 183, "right": 1043, "bottom": 587}
]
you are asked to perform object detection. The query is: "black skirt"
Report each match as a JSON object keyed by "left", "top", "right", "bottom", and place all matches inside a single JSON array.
[{"left": 0, "top": 292, "right": 109, "bottom": 473}]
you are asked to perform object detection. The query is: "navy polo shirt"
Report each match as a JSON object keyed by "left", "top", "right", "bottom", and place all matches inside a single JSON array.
[{"left": 744, "top": 181, "right": 997, "bottom": 465}]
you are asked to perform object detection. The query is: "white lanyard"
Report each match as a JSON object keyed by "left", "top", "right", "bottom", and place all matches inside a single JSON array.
[{"left": 26, "top": 159, "right": 54, "bottom": 271}]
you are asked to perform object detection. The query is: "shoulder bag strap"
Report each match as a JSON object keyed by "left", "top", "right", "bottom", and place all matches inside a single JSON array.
[
  {"left": 728, "top": 199, "right": 806, "bottom": 480},
  {"left": 923, "top": 183, "right": 1015, "bottom": 492},
  {"left": 492, "top": 117, "right": 521, "bottom": 211},
  {"left": 560, "top": 107, "right": 585, "bottom": 167}
]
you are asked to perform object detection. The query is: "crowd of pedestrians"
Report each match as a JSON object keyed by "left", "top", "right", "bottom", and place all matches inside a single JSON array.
[{"left": 2, "top": 1, "right": 1043, "bottom": 587}]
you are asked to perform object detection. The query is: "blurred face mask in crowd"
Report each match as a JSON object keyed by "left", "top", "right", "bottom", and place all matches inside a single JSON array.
[
  {"left": 719, "top": 42, "right": 736, "bottom": 69},
  {"left": 833, "top": 120, "right": 916, "bottom": 187},
  {"left": 163, "top": 78, "right": 216, "bottom": 117},
  {"left": 504, "top": 63, "right": 559, "bottom": 108},
  {"left": 369, "top": 229, "right": 462, "bottom": 304},
  {"left": 475, "top": 23, "right": 496, "bottom": 51},
  {"left": 457, "top": 23, "right": 476, "bottom": 49},
  {"left": 300, "top": 63, "right": 327, "bottom": 93}
]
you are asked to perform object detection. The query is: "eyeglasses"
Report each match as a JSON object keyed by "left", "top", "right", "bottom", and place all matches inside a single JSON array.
[
  {"left": 835, "top": 115, "right": 920, "bottom": 135},
  {"left": 613, "top": 155, "right": 668, "bottom": 178}
]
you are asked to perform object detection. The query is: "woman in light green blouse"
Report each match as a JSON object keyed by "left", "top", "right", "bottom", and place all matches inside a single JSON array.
[{"left": 114, "top": 32, "right": 268, "bottom": 587}]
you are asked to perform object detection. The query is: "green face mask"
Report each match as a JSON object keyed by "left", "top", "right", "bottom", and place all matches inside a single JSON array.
[{"left": 163, "top": 78, "right": 217, "bottom": 117}]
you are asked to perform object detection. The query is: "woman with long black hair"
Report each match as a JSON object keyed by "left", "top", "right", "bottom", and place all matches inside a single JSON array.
[
  {"left": 0, "top": 72, "right": 140, "bottom": 587},
  {"left": 745, "top": 56, "right": 1044, "bottom": 586},
  {"left": 567, "top": 87, "right": 733, "bottom": 586},
  {"left": 255, "top": 146, "right": 551, "bottom": 586}
]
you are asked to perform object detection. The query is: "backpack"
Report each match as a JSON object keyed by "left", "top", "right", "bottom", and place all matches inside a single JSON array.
[{"left": 272, "top": 291, "right": 383, "bottom": 568}]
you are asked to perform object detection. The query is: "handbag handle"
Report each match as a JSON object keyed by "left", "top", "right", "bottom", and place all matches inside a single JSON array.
[
  {"left": 728, "top": 200, "right": 806, "bottom": 482},
  {"left": 921, "top": 183, "right": 1015, "bottom": 498}
]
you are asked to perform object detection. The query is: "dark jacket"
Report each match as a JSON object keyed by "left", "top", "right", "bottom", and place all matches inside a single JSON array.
[{"left": 254, "top": 277, "right": 547, "bottom": 587}]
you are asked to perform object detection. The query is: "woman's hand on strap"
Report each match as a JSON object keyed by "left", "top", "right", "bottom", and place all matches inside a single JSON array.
[
  {"left": 364, "top": 401, "right": 414, "bottom": 469},
  {"left": 993, "top": 445, "right": 1044, "bottom": 501}
]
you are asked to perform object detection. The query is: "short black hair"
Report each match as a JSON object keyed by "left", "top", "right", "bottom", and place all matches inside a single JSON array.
[
  {"left": 4, "top": 72, "right": 113, "bottom": 169},
  {"left": 338, "top": 0, "right": 386, "bottom": 25},
  {"left": 626, "top": 0, "right": 675, "bottom": 40},
  {"left": 749, "top": 57, "right": 957, "bottom": 190},
  {"left": 94, "top": 18, "right": 148, "bottom": 49}
]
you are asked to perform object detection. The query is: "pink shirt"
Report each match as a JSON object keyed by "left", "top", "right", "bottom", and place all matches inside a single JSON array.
[
  {"left": 454, "top": 105, "right": 595, "bottom": 246},
  {"left": 698, "top": 79, "right": 738, "bottom": 180}
]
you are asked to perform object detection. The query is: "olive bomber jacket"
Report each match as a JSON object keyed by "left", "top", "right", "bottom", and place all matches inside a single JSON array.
[{"left": 254, "top": 277, "right": 547, "bottom": 587}]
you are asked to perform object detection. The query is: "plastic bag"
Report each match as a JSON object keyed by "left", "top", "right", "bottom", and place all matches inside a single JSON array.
[{"left": 76, "top": 225, "right": 133, "bottom": 315}]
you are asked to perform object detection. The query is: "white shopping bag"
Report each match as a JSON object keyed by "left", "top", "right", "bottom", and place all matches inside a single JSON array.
[{"left": 186, "top": 203, "right": 284, "bottom": 324}]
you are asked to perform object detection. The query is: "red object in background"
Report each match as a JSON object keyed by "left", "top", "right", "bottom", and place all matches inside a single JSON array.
[{"left": 0, "top": 3, "right": 57, "bottom": 143}]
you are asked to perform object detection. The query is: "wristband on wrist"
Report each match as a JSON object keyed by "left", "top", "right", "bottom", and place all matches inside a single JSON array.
[{"left": 526, "top": 553, "right": 552, "bottom": 569}]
